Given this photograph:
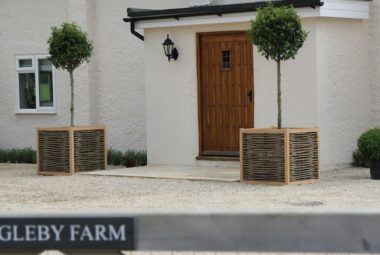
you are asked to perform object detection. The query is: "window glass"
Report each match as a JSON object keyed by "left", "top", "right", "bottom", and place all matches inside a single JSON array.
[
  {"left": 19, "top": 59, "right": 33, "bottom": 68},
  {"left": 19, "top": 73, "right": 36, "bottom": 109},
  {"left": 38, "top": 59, "right": 54, "bottom": 107},
  {"left": 16, "top": 55, "right": 55, "bottom": 112},
  {"left": 222, "top": 50, "right": 231, "bottom": 69}
]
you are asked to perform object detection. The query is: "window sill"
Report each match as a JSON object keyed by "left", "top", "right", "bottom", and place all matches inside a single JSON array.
[{"left": 15, "top": 110, "right": 57, "bottom": 115}]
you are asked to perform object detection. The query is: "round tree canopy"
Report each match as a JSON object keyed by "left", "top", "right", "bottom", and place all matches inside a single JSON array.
[
  {"left": 48, "top": 22, "right": 93, "bottom": 73},
  {"left": 248, "top": 3, "right": 307, "bottom": 62}
]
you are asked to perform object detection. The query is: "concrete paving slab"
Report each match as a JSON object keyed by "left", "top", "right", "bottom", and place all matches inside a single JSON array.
[{"left": 80, "top": 165, "right": 240, "bottom": 182}]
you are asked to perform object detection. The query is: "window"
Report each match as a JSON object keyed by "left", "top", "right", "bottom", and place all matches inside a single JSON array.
[
  {"left": 221, "top": 50, "right": 231, "bottom": 70},
  {"left": 16, "top": 55, "right": 56, "bottom": 113}
]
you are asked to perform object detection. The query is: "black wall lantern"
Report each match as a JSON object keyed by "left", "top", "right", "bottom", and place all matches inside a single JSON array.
[{"left": 162, "top": 34, "right": 179, "bottom": 62}]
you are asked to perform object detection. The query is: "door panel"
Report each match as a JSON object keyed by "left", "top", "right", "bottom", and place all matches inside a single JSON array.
[{"left": 198, "top": 32, "right": 254, "bottom": 157}]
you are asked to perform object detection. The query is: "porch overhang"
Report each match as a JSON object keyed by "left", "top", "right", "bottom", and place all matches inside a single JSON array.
[
  {"left": 123, "top": 0, "right": 371, "bottom": 41},
  {"left": 123, "top": 0, "right": 324, "bottom": 40},
  {"left": 124, "top": 0, "right": 324, "bottom": 23}
]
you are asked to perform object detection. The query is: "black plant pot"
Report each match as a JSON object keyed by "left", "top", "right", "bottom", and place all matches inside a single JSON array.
[{"left": 370, "top": 161, "right": 380, "bottom": 180}]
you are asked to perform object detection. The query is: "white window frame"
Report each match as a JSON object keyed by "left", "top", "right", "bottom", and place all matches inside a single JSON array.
[
  {"left": 15, "top": 55, "right": 57, "bottom": 114},
  {"left": 16, "top": 55, "right": 35, "bottom": 72}
]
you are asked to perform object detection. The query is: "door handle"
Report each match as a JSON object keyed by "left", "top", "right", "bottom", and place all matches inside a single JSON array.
[{"left": 247, "top": 89, "right": 253, "bottom": 102}]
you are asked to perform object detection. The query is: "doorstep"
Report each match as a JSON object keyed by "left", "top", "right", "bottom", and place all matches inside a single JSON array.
[
  {"left": 196, "top": 157, "right": 240, "bottom": 168},
  {"left": 80, "top": 164, "right": 240, "bottom": 182}
]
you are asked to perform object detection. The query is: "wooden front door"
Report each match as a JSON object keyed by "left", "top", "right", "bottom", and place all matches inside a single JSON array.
[{"left": 198, "top": 31, "right": 254, "bottom": 157}]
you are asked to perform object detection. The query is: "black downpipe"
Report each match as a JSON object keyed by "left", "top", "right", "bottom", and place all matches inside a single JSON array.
[{"left": 130, "top": 21, "right": 144, "bottom": 41}]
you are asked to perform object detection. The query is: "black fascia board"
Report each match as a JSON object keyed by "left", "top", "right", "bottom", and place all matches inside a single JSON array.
[{"left": 123, "top": 0, "right": 324, "bottom": 23}]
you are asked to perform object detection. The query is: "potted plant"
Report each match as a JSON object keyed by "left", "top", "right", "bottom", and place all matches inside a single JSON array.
[
  {"left": 357, "top": 128, "right": 380, "bottom": 180},
  {"left": 36, "top": 22, "right": 107, "bottom": 176},
  {"left": 240, "top": 4, "right": 320, "bottom": 185}
]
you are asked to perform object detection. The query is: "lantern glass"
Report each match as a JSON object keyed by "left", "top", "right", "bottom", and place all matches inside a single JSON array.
[
  {"left": 162, "top": 35, "right": 174, "bottom": 58},
  {"left": 168, "top": 44, "right": 173, "bottom": 56},
  {"left": 162, "top": 34, "right": 178, "bottom": 61}
]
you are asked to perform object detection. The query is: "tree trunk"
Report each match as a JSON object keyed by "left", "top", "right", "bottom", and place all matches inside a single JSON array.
[
  {"left": 70, "top": 70, "right": 74, "bottom": 127},
  {"left": 277, "top": 60, "right": 282, "bottom": 129}
]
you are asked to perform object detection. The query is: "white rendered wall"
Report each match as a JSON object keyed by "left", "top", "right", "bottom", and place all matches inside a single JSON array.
[
  {"left": 0, "top": 0, "right": 70, "bottom": 149},
  {"left": 370, "top": 0, "right": 380, "bottom": 125},
  {"left": 0, "top": 0, "right": 375, "bottom": 169},
  {"left": 254, "top": 19, "right": 318, "bottom": 128},
  {"left": 316, "top": 18, "right": 371, "bottom": 169},
  {"left": 139, "top": 0, "right": 374, "bottom": 168},
  {"left": 69, "top": 0, "right": 91, "bottom": 127},
  {"left": 144, "top": 20, "right": 318, "bottom": 166},
  {"left": 0, "top": 0, "right": 187, "bottom": 151},
  {"left": 86, "top": 0, "right": 188, "bottom": 151}
]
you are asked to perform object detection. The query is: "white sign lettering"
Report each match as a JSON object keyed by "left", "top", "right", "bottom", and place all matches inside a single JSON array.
[
  {"left": 0, "top": 223, "right": 128, "bottom": 243},
  {"left": 50, "top": 225, "right": 65, "bottom": 241},
  {"left": 0, "top": 225, "right": 11, "bottom": 241},
  {"left": 13, "top": 226, "right": 24, "bottom": 241},
  {"left": 109, "top": 224, "right": 126, "bottom": 241},
  {"left": 69, "top": 224, "right": 127, "bottom": 242},
  {"left": 25, "top": 225, "right": 37, "bottom": 241},
  {"left": 38, "top": 225, "right": 50, "bottom": 241},
  {"left": 70, "top": 225, "right": 81, "bottom": 241},
  {"left": 79, "top": 226, "right": 94, "bottom": 241},
  {"left": 95, "top": 224, "right": 107, "bottom": 241},
  {"left": 0, "top": 218, "right": 134, "bottom": 250}
]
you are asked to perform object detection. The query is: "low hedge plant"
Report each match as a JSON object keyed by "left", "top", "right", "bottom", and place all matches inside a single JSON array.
[
  {"left": 357, "top": 128, "right": 380, "bottom": 163},
  {"left": 0, "top": 148, "right": 147, "bottom": 168},
  {"left": 124, "top": 150, "right": 147, "bottom": 168},
  {"left": 108, "top": 148, "right": 124, "bottom": 166},
  {"left": 108, "top": 149, "right": 147, "bottom": 168},
  {"left": 0, "top": 148, "right": 36, "bottom": 164},
  {"left": 352, "top": 149, "right": 369, "bottom": 167}
]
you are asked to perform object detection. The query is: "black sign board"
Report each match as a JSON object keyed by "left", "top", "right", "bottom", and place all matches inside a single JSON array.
[{"left": 0, "top": 217, "right": 135, "bottom": 250}]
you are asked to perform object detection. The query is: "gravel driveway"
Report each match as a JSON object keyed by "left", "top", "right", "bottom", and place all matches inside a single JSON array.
[
  {"left": 0, "top": 163, "right": 379, "bottom": 211},
  {"left": 1, "top": 164, "right": 379, "bottom": 255}
]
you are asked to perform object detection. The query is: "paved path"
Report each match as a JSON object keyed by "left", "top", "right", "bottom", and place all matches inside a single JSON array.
[{"left": 80, "top": 165, "right": 240, "bottom": 182}]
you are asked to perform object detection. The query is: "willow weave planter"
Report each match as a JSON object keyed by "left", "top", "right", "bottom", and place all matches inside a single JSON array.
[
  {"left": 36, "top": 126, "right": 107, "bottom": 176},
  {"left": 240, "top": 128, "right": 320, "bottom": 185}
]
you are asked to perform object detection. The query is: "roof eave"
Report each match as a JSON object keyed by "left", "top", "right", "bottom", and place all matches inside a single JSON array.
[{"left": 123, "top": 0, "right": 324, "bottom": 23}]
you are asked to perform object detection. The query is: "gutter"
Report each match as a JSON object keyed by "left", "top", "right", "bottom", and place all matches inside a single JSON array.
[{"left": 123, "top": 0, "right": 324, "bottom": 41}]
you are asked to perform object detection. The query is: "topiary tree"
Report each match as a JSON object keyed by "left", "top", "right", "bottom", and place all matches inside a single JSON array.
[
  {"left": 248, "top": 3, "right": 307, "bottom": 129},
  {"left": 48, "top": 22, "right": 94, "bottom": 127}
]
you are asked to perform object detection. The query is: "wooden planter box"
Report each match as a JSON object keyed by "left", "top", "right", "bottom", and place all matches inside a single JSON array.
[
  {"left": 36, "top": 126, "right": 107, "bottom": 176},
  {"left": 240, "top": 128, "right": 320, "bottom": 185}
]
